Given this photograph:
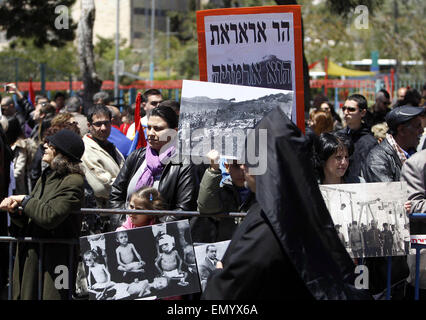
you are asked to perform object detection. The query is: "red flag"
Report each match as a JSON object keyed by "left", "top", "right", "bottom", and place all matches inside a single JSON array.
[
  {"left": 28, "top": 78, "right": 35, "bottom": 106},
  {"left": 134, "top": 92, "right": 147, "bottom": 149}
]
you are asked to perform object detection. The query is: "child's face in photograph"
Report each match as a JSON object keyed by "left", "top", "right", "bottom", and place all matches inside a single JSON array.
[
  {"left": 117, "top": 232, "right": 128, "bottom": 245},
  {"left": 152, "top": 277, "right": 168, "bottom": 290},
  {"left": 160, "top": 243, "right": 172, "bottom": 253},
  {"left": 85, "top": 256, "right": 95, "bottom": 267}
]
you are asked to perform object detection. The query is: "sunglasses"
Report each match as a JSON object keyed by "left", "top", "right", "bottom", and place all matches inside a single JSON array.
[
  {"left": 150, "top": 101, "right": 162, "bottom": 107},
  {"left": 342, "top": 106, "right": 358, "bottom": 113},
  {"left": 91, "top": 120, "right": 111, "bottom": 127}
]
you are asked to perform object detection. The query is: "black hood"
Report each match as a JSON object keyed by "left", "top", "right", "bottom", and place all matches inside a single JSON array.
[{"left": 251, "top": 106, "right": 372, "bottom": 300}]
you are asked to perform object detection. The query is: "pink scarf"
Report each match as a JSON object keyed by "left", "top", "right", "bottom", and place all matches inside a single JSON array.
[
  {"left": 135, "top": 144, "right": 176, "bottom": 190},
  {"left": 116, "top": 216, "right": 156, "bottom": 231}
]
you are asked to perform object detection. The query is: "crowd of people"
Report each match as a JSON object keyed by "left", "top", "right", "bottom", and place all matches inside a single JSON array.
[{"left": 0, "top": 82, "right": 424, "bottom": 300}]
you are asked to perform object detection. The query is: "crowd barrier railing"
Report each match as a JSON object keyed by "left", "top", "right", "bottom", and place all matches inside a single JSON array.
[
  {"left": 0, "top": 208, "right": 246, "bottom": 300},
  {"left": 2, "top": 210, "right": 424, "bottom": 300}
]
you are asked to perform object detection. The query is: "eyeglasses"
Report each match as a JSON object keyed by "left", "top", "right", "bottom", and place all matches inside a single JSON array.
[
  {"left": 149, "top": 101, "right": 162, "bottom": 107},
  {"left": 91, "top": 120, "right": 111, "bottom": 127},
  {"left": 342, "top": 106, "right": 358, "bottom": 113}
]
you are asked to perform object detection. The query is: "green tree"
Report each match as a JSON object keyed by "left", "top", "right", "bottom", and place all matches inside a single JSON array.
[
  {"left": 0, "top": 38, "right": 78, "bottom": 82},
  {"left": 0, "top": 0, "right": 77, "bottom": 48}
]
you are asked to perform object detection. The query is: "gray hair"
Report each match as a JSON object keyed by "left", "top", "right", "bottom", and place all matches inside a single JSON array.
[
  {"left": 93, "top": 91, "right": 111, "bottom": 105},
  {"left": 65, "top": 96, "right": 82, "bottom": 113}
]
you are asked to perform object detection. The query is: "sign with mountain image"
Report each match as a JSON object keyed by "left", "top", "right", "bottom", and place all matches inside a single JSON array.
[{"left": 177, "top": 80, "right": 293, "bottom": 160}]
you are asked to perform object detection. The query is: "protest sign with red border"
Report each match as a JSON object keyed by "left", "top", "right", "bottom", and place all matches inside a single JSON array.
[{"left": 197, "top": 5, "right": 304, "bottom": 132}]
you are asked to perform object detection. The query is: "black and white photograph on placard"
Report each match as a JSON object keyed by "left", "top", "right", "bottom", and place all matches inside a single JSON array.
[
  {"left": 320, "top": 181, "right": 410, "bottom": 258},
  {"left": 177, "top": 80, "right": 293, "bottom": 160},
  {"left": 79, "top": 220, "right": 200, "bottom": 300},
  {"left": 194, "top": 240, "right": 231, "bottom": 292}
]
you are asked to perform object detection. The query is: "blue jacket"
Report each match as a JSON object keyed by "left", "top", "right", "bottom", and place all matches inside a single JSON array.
[{"left": 108, "top": 126, "right": 132, "bottom": 158}]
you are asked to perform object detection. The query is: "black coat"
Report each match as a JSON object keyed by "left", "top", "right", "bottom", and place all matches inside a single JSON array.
[
  {"left": 338, "top": 124, "right": 377, "bottom": 180},
  {"left": 205, "top": 106, "right": 372, "bottom": 300},
  {"left": 361, "top": 138, "right": 402, "bottom": 182},
  {"left": 110, "top": 147, "right": 197, "bottom": 212},
  {"left": 364, "top": 108, "right": 391, "bottom": 128},
  {"left": 202, "top": 202, "right": 314, "bottom": 300}
]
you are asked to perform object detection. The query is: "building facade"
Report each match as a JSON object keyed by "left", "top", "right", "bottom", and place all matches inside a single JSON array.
[{"left": 72, "top": 0, "right": 190, "bottom": 49}]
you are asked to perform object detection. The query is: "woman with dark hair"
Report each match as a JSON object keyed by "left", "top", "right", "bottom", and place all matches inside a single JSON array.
[
  {"left": 29, "top": 121, "right": 81, "bottom": 190},
  {"left": 0, "top": 129, "right": 85, "bottom": 299},
  {"left": 315, "top": 132, "right": 359, "bottom": 184},
  {"left": 110, "top": 105, "right": 197, "bottom": 227},
  {"left": 319, "top": 101, "right": 343, "bottom": 131}
]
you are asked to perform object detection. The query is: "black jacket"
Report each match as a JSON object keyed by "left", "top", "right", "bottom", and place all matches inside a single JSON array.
[
  {"left": 364, "top": 108, "right": 391, "bottom": 128},
  {"left": 202, "top": 202, "right": 314, "bottom": 300},
  {"left": 203, "top": 106, "right": 372, "bottom": 300},
  {"left": 361, "top": 138, "right": 402, "bottom": 182},
  {"left": 110, "top": 147, "right": 197, "bottom": 212},
  {"left": 338, "top": 124, "right": 377, "bottom": 180}
]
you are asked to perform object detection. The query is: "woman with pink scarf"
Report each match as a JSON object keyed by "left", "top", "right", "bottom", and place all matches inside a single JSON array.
[{"left": 110, "top": 106, "right": 197, "bottom": 229}]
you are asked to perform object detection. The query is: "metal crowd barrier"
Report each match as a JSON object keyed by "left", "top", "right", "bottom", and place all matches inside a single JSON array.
[
  {"left": 0, "top": 209, "right": 246, "bottom": 300},
  {"left": 3, "top": 209, "right": 424, "bottom": 300}
]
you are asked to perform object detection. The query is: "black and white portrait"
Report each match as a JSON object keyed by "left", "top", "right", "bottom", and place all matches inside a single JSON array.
[
  {"left": 320, "top": 182, "right": 410, "bottom": 258},
  {"left": 194, "top": 240, "right": 231, "bottom": 292},
  {"left": 79, "top": 220, "right": 200, "bottom": 300}
]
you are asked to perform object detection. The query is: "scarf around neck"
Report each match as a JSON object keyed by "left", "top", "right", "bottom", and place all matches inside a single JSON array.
[
  {"left": 135, "top": 143, "right": 176, "bottom": 190},
  {"left": 386, "top": 133, "right": 407, "bottom": 164}
]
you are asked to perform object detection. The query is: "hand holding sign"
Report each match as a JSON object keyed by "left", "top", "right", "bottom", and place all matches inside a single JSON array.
[{"left": 207, "top": 149, "right": 220, "bottom": 171}]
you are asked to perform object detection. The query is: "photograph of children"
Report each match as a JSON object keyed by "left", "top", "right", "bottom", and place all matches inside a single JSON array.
[
  {"left": 320, "top": 181, "right": 410, "bottom": 259},
  {"left": 194, "top": 240, "right": 231, "bottom": 292},
  {"left": 178, "top": 80, "right": 293, "bottom": 160},
  {"left": 79, "top": 220, "right": 200, "bottom": 300}
]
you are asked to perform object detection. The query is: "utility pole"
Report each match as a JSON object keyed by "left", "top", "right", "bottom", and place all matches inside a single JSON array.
[
  {"left": 166, "top": 16, "right": 170, "bottom": 78},
  {"left": 149, "top": 0, "right": 155, "bottom": 81},
  {"left": 393, "top": 0, "right": 399, "bottom": 76},
  {"left": 114, "top": 0, "right": 120, "bottom": 104}
]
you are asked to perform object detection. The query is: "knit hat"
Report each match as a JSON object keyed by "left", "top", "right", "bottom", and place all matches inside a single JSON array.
[
  {"left": 46, "top": 129, "right": 85, "bottom": 162},
  {"left": 385, "top": 105, "right": 425, "bottom": 131}
]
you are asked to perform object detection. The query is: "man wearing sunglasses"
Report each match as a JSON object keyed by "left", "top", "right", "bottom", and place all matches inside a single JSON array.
[
  {"left": 82, "top": 105, "right": 125, "bottom": 217},
  {"left": 126, "top": 89, "right": 163, "bottom": 141},
  {"left": 338, "top": 94, "right": 377, "bottom": 181}
]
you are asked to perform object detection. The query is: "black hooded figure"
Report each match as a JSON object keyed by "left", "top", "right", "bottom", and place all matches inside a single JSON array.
[{"left": 202, "top": 105, "right": 373, "bottom": 300}]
